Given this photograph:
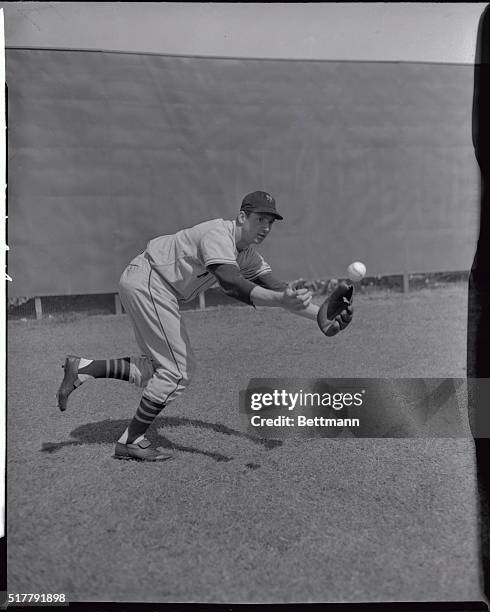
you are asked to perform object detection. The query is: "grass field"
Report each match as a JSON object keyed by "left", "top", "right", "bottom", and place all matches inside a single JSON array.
[{"left": 7, "top": 283, "right": 483, "bottom": 603}]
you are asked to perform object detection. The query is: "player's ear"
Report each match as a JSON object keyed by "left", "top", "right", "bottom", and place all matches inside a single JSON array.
[{"left": 236, "top": 210, "right": 248, "bottom": 226}]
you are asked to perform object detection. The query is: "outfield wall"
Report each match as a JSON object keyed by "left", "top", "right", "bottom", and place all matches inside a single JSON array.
[{"left": 7, "top": 49, "right": 479, "bottom": 298}]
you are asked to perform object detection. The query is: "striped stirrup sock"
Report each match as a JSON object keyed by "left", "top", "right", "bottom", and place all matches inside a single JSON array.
[
  {"left": 134, "top": 396, "right": 166, "bottom": 425},
  {"left": 77, "top": 358, "right": 131, "bottom": 381},
  {"left": 119, "top": 397, "right": 166, "bottom": 444}
]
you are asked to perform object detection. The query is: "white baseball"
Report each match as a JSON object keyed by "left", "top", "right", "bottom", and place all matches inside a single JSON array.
[{"left": 347, "top": 261, "right": 366, "bottom": 281}]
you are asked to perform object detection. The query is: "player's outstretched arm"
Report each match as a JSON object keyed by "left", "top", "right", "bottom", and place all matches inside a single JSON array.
[
  {"left": 253, "top": 272, "right": 288, "bottom": 291},
  {"left": 250, "top": 285, "right": 318, "bottom": 320},
  {"left": 208, "top": 263, "right": 318, "bottom": 319},
  {"left": 208, "top": 263, "right": 258, "bottom": 305}
]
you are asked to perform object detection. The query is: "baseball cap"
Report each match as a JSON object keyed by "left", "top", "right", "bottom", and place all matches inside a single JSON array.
[{"left": 240, "top": 191, "right": 283, "bottom": 220}]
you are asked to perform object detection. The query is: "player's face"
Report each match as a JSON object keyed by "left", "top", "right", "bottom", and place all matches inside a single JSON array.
[{"left": 241, "top": 212, "right": 276, "bottom": 245}]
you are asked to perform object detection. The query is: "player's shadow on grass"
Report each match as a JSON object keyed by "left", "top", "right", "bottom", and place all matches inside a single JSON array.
[{"left": 41, "top": 416, "right": 282, "bottom": 462}]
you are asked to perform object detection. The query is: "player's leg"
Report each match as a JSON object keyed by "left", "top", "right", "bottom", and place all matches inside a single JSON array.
[
  {"left": 71, "top": 357, "right": 132, "bottom": 381},
  {"left": 56, "top": 355, "right": 135, "bottom": 411},
  {"left": 56, "top": 330, "right": 156, "bottom": 412},
  {"left": 56, "top": 256, "right": 156, "bottom": 412},
  {"left": 114, "top": 260, "right": 196, "bottom": 460},
  {"left": 117, "top": 270, "right": 196, "bottom": 445}
]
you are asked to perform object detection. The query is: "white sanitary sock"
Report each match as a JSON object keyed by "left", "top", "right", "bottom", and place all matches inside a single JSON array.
[{"left": 117, "top": 429, "right": 144, "bottom": 445}]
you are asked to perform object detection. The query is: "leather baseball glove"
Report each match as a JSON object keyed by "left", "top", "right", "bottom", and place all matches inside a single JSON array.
[{"left": 317, "top": 282, "right": 354, "bottom": 337}]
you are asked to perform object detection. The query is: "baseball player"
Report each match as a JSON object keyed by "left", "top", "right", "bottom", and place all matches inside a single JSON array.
[{"left": 57, "top": 191, "right": 353, "bottom": 461}]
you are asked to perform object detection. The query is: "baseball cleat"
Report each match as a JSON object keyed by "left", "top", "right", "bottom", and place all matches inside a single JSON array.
[
  {"left": 114, "top": 438, "right": 173, "bottom": 462},
  {"left": 56, "top": 355, "right": 82, "bottom": 411}
]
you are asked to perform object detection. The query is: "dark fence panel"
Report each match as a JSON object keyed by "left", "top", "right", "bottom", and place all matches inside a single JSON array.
[{"left": 7, "top": 50, "right": 479, "bottom": 297}]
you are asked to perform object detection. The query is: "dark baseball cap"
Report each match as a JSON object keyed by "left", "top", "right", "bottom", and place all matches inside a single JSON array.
[{"left": 240, "top": 191, "right": 283, "bottom": 220}]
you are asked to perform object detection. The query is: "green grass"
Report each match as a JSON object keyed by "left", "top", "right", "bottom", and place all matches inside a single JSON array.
[{"left": 7, "top": 283, "right": 482, "bottom": 603}]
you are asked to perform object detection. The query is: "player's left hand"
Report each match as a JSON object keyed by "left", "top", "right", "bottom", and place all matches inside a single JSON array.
[
  {"left": 294, "top": 287, "right": 313, "bottom": 308},
  {"left": 281, "top": 287, "right": 313, "bottom": 311},
  {"left": 317, "top": 282, "right": 354, "bottom": 337}
]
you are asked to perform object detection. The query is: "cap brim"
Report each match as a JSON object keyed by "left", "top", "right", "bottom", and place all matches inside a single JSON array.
[{"left": 254, "top": 208, "right": 283, "bottom": 220}]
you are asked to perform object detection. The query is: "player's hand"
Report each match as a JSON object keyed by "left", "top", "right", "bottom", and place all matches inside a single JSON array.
[{"left": 281, "top": 287, "right": 313, "bottom": 310}]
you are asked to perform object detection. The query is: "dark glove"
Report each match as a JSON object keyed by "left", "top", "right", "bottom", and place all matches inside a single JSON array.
[{"left": 317, "top": 282, "right": 354, "bottom": 337}]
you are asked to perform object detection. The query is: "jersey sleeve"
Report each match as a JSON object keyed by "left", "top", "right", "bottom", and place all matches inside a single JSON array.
[
  {"left": 200, "top": 228, "right": 239, "bottom": 268},
  {"left": 239, "top": 248, "right": 272, "bottom": 281}
]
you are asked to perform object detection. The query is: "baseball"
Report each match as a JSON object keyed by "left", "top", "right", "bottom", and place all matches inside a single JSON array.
[{"left": 347, "top": 261, "right": 366, "bottom": 282}]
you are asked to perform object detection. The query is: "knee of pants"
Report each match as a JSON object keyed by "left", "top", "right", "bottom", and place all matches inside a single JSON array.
[{"left": 143, "top": 366, "right": 193, "bottom": 405}]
